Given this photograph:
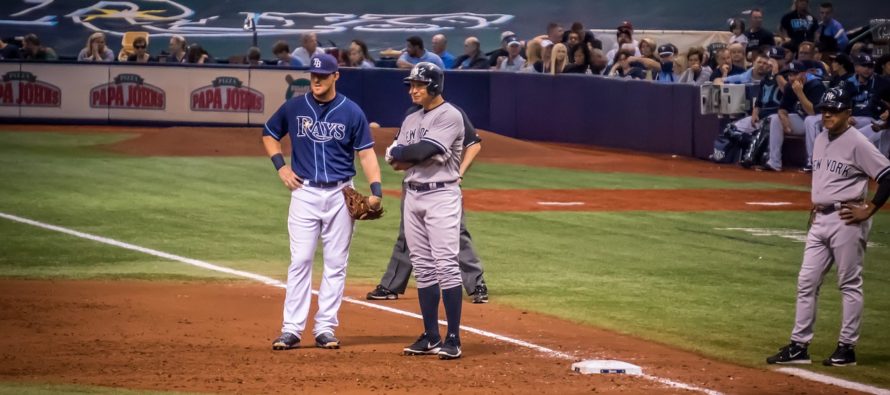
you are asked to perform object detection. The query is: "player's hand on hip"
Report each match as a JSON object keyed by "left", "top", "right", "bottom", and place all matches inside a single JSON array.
[
  {"left": 277, "top": 167, "right": 303, "bottom": 190},
  {"left": 839, "top": 202, "right": 873, "bottom": 225},
  {"left": 368, "top": 195, "right": 382, "bottom": 210}
]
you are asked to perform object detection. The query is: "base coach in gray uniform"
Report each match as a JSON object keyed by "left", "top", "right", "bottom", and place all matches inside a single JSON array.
[
  {"left": 386, "top": 62, "right": 465, "bottom": 359},
  {"left": 367, "top": 104, "right": 489, "bottom": 304},
  {"left": 767, "top": 86, "right": 890, "bottom": 367}
]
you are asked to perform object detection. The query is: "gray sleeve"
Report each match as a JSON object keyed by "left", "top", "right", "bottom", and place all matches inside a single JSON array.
[
  {"left": 853, "top": 137, "right": 890, "bottom": 180},
  {"left": 421, "top": 109, "right": 462, "bottom": 155}
]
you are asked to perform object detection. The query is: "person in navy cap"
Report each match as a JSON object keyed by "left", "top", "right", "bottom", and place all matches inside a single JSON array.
[
  {"left": 264, "top": 53, "right": 383, "bottom": 351},
  {"left": 762, "top": 60, "right": 826, "bottom": 171},
  {"left": 654, "top": 43, "right": 679, "bottom": 83},
  {"left": 846, "top": 53, "right": 890, "bottom": 156}
]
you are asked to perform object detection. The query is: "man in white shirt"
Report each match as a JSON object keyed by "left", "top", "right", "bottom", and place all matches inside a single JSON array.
[
  {"left": 291, "top": 32, "right": 325, "bottom": 66},
  {"left": 496, "top": 38, "right": 526, "bottom": 72}
]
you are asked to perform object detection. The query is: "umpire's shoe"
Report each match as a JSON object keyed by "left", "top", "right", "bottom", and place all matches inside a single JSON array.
[
  {"left": 472, "top": 285, "right": 489, "bottom": 304},
  {"left": 315, "top": 332, "right": 341, "bottom": 349},
  {"left": 272, "top": 332, "right": 300, "bottom": 350},
  {"left": 438, "top": 333, "right": 462, "bottom": 360},
  {"left": 766, "top": 341, "right": 811, "bottom": 364},
  {"left": 822, "top": 342, "right": 856, "bottom": 366},
  {"left": 367, "top": 284, "right": 398, "bottom": 300},
  {"left": 403, "top": 332, "right": 441, "bottom": 356}
]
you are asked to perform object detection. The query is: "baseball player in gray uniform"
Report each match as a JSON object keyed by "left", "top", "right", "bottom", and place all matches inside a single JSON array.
[
  {"left": 767, "top": 86, "right": 890, "bottom": 367},
  {"left": 367, "top": 104, "right": 489, "bottom": 303},
  {"left": 386, "top": 62, "right": 465, "bottom": 360}
]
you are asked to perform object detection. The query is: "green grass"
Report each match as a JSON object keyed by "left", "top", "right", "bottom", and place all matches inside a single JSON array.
[
  {"left": 0, "top": 382, "right": 192, "bottom": 394},
  {"left": 0, "top": 130, "right": 888, "bottom": 389}
]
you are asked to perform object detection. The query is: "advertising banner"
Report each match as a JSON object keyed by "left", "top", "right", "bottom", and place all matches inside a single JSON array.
[
  {"left": 0, "top": 62, "right": 22, "bottom": 118},
  {"left": 185, "top": 67, "right": 252, "bottom": 124},
  {"left": 248, "top": 68, "right": 310, "bottom": 125},
  {"left": 18, "top": 63, "right": 108, "bottom": 120},
  {"left": 103, "top": 66, "right": 171, "bottom": 121}
]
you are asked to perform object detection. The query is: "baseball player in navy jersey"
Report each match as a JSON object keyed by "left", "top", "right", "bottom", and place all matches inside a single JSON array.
[
  {"left": 367, "top": 103, "right": 489, "bottom": 303},
  {"left": 263, "top": 54, "right": 383, "bottom": 351},
  {"left": 767, "top": 86, "right": 890, "bottom": 366},
  {"left": 386, "top": 62, "right": 465, "bottom": 359}
]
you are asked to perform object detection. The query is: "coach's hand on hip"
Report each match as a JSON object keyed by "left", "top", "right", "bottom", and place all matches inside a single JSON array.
[
  {"left": 840, "top": 202, "right": 874, "bottom": 225},
  {"left": 278, "top": 166, "right": 303, "bottom": 190}
]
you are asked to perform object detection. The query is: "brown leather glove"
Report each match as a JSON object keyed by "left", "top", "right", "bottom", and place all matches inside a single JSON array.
[{"left": 342, "top": 186, "right": 384, "bottom": 220}]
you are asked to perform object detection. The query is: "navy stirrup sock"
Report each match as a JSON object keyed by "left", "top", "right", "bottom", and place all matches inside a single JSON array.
[
  {"left": 417, "top": 284, "right": 441, "bottom": 339},
  {"left": 441, "top": 285, "right": 463, "bottom": 338}
]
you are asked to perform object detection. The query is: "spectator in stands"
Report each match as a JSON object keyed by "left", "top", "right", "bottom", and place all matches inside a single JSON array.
[
  {"left": 21, "top": 34, "right": 57, "bottom": 61},
  {"left": 605, "top": 21, "right": 640, "bottom": 64},
  {"left": 566, "top": 31, "right": 581, "bottom": 48},
  {"left": 878, "top": 54, "right": 890, "bottom": 77},
  {"left": 848, "top": 53, "right": 890, "bottom": 155},
  {"left": 765, "top": 60, "right": 825, "bottom": 171},
  {"left": 849, "top": 42, "right": 867, "bottom": 59},
  {"left": 728, "top": 53, "right": 787, "bottom": 152},
  {"left": 564, "top": 44, "right": 590, "bottom": 74},
  {"left": 654, "top": 44, "right": 679, "bottom": 83},
  {"left": 0, "top": 38, "right": 21, "bottom": 60},
  {"left": 292, "top": 32, "right": 324, "bottom": 66},
  {"left": 728, "top": 42, "right": 747, "bottom": 70},
  {"left": 710, "top": 47, "right": 745, "bottom": 81},
  {"left": 546, "top": 23, "right": 564, "bottom": 46},
  {"left": 246, "top": 47, "right": 262, "bottom": 66},
  {"left": 608, "top": 49, "right": 646, "bottom": 79},
  {"left": 796, "top": 41, "right": 816, "bottom": 61},
  {"left": 745, "top": 8, "right": 775, "bottom": 53},
  {"left": 520, "top": 38, "right": 542, "bottom": 73},
  {"left": 166, "top": 35, "right": 187, "bottom": 63},
  {"left": 767, "top": 46, "right": 791, "bottom": 91},
  {"left": 347, "top": 40, "right": 375, "bottom": 68},
  {"left": 638, "top": 38, "right": 659, "bottom": 63},
  {"left": 487, "top": 31, "right": 515, "bottom": 68},
  {"left": 589, "top": 47, "right": 608, "bottom": 75},
  {"left": 718, "top": 53, "right": 771, "bottom": 84},
  {"left": 678, "top": 47, "right": 712, "bottom": 84},
  {"left": 780, "top": 0, "right": 818, "bottom": 49},
  {"left": 454, "top": 36, "right": 489, "bottom": 70},
  {"left": 273, "top": 41, "right": 302, "bottom": 67},
  {"left": 397, "top": 36, "right": 444, "bottom": 69},
  {"left": 626, "top": 38, "right": 661, "bottom": 76},
  {"left": 126, "top": 36, "right": 152, "bottom": 63},
  {"left": 185, "top": 43, "right": 210, "bottom": 64},
  {"left": 549, "top": 43, "right": 569, "bottom": 75},
  {"left": 729, "top": 19, "right": 748, "bottom": 46},
  {"left": 431, "top": 34, "right": 455, "bottom": 69},
  {"left": 496, "top": 37, "right": 526, "bottom": 72},
  {"left": 827, "top": 53, "right": 854, "bottom": 87},
  {"left": 78, "top": 32, "right": 114, "bottom": 62},
  {"left": 534, "top": 40, "right": 554, "bottom": 73},
  {"left": 816, "top": 2, "right": 848, "bottom": 51},
  {"left": 562, "top": 22, "right": 599, "bottom": 49}
]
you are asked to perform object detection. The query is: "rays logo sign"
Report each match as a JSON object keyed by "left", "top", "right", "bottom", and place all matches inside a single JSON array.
[
  {"left": 190, "top": 76, "right": 263, "bottom": 112},
  {"left": 0, "top": 71, "right": 61, "bottom": 107},
  {"left": 90, "top": 73, "right": 165, "bottom": 109}
]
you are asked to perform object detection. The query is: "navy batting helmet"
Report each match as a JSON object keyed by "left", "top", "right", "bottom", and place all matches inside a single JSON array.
[
  {"left": 816, "top": 84, "right": 854, "bottom": 112},
  {"left": 403, "top": 62, "right": 444, "bottom": 96}
]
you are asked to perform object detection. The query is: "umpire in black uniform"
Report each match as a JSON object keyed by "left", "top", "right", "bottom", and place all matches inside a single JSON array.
[{"left": 367, "top": 104, "right": 489, "bottom": 303}]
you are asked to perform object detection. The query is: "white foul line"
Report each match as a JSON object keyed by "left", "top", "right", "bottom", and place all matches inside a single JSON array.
[
  {"left": 745, "top": 202, "right": 794, "bottom": 206},
  {"left": 775, "top": 368, "right": 890, "bottom": 395},
  {"left": 0, "top": 211, "right": 725, "bottom": 394},
  {"left": 537, "top": 201, "right": 585, "bottom": 206}
]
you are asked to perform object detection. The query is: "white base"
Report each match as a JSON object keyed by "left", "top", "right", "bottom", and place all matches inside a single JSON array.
[{"left": 571, "top": 360, "right": 643, "bottom": 375}]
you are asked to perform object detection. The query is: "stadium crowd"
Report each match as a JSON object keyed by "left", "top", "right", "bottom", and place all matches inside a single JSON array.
[{"left": 2, "top": 0, "right": 889, "bottom": 171}]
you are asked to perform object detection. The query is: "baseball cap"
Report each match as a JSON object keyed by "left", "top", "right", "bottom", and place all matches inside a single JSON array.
[
  {"left": 540, "top": 39, "right": 553, "bottom": 49},
  {"left": 853, "top": 53, "right": 874, "bottom": 66},
  {"left": 507, "top": 37, "right": 521, "bottom": 47},
  {"left": 500, "top": 31, "right": 516, "bottom": 41},
  {"left": 833, "top": 53, "right": 854, "bottom": 71},
  {"left": 768, "top": 46, "right": 786, "bottom": 59},
  {"left": 657, "top": 44, "right": 675, "bottom": 57},
  {"left": 617, "top": 21, "right": 634, "bottom": 32},
  {"left": 309, "top": 54, "right": 338, "bottom": 75},
  {"left": 786, "top": 60, "right": 807, "bottom": 74},
  {"left": 502, "top": 34, "right": 519, "bottom": 46}
]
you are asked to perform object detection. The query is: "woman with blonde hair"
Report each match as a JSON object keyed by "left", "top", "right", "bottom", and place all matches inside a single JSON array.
[
  {"left": 521, "top": 38, "right": 542, "bottom": 72},
  {"left": 549, "top": 43, "right": 568, "bottom": 75},
  {"left": 78, "top": 32, "right": 114, "bottom": 62}
]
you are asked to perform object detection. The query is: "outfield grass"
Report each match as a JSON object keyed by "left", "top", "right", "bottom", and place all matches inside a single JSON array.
[
  {"left": 0, "top": 382, "right": 192, "bottom": 394},
  {"left": 1, "top": 130, "right": 888, "bottom": 389}
]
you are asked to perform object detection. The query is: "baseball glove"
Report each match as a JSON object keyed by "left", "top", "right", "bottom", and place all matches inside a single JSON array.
[{"left": 343, "top": 186, "right": 384, "bottom": 220}]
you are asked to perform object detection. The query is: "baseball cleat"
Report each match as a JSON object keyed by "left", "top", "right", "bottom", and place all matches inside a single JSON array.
[
  {"left": 822, "top": 342, "right": 856, "bottom": 366},
  {"left": 272, "top": 332, "right": 301, "bottom": 350},
  {"left": 403, "top": 332, "right": 441, "bottom": 355},
  {"left": 472, "top": 285, "right": 489, "bottom": 304},
  {"left": 438, "top": 333, "right": 462, "bottom": 360},
  {"left": 766, "top": 342, "right": 811, "bottom": 364},
  {"left": 367, "top": 285, "right": 398, "bottom": 300},
  {"left": 315, "top": 332, "right": 341, "bottom": 349}
]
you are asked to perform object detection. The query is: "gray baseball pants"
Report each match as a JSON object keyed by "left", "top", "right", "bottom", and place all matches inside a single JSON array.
[{"left": 404, "top": 184, "right": 463, "bottom": 290}]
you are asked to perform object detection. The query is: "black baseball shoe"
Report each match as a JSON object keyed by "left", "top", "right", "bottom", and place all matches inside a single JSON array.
[
  {"left": 822, "top": 342, "right": 856, "bottom": 366},
  {"left": 366, "top": 284, "right": 398, "bottom": 300},
  {"left": 315, "top": 332, "right": 341, "bottom": 349},
  {"left": 272, "top": 332, "right": 300, "bottom": 350},
  {"left": 800, "top": 163, "right": 813, "bottom": 173},
  {"left": 438, "top": 333, "right": 462, "bottom": 360},
  {"left": 766, "top": 341, "right": 811, "bottom": 364},
  {"left": 403, "top": 332, "right": 441, "bottom": 356},
  {"left": 472, "top": 285, "right": 489, "bottom": 304}
]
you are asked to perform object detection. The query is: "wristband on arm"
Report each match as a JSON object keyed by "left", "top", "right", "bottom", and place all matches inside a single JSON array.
[
  {"left": 271, "top": 153, "right": 286, "bottom": 171},
  {"left": 370, "top": 182, "right": 383, "bottom": 198}
]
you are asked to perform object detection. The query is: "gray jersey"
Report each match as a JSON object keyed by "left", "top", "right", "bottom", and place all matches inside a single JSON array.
[
  {"left": 811, "top": 126, "right": 890, "bottom": 205},
  {"left": 397, "top": 102, "right": 464, "bottom": 183}
]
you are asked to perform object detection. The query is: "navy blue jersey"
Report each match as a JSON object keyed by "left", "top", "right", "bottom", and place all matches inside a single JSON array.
[
  {"left": 847, "top": 75, "right": 890, "bottom": 118},
  {"left": 779, "top": 76, "right": 825, "bottom": 117},
  {"left": 753, "top": 74, "right": 783, "bottom": 118},
  {"left": 264, "top": 93, "right": 374, "bottom": 183}
]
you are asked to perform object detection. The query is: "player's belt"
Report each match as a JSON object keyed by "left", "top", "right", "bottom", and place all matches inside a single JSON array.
[
  {"left": 304, "top": 179, "right": 350, "bottom": 188},
  {"left": 405, "top": 181, "right": 457, "bottom": 192},
  {"left": 813, "top": 200, "right": 864, "bottom": 215}
]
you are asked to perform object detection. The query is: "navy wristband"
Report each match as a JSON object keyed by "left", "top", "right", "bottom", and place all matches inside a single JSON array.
[
  {"left": 370, "top": 182, "right": 383, "bottom": 198},
  {"left": 271, "top": 153, "right": 286, "bottom": 171}
]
